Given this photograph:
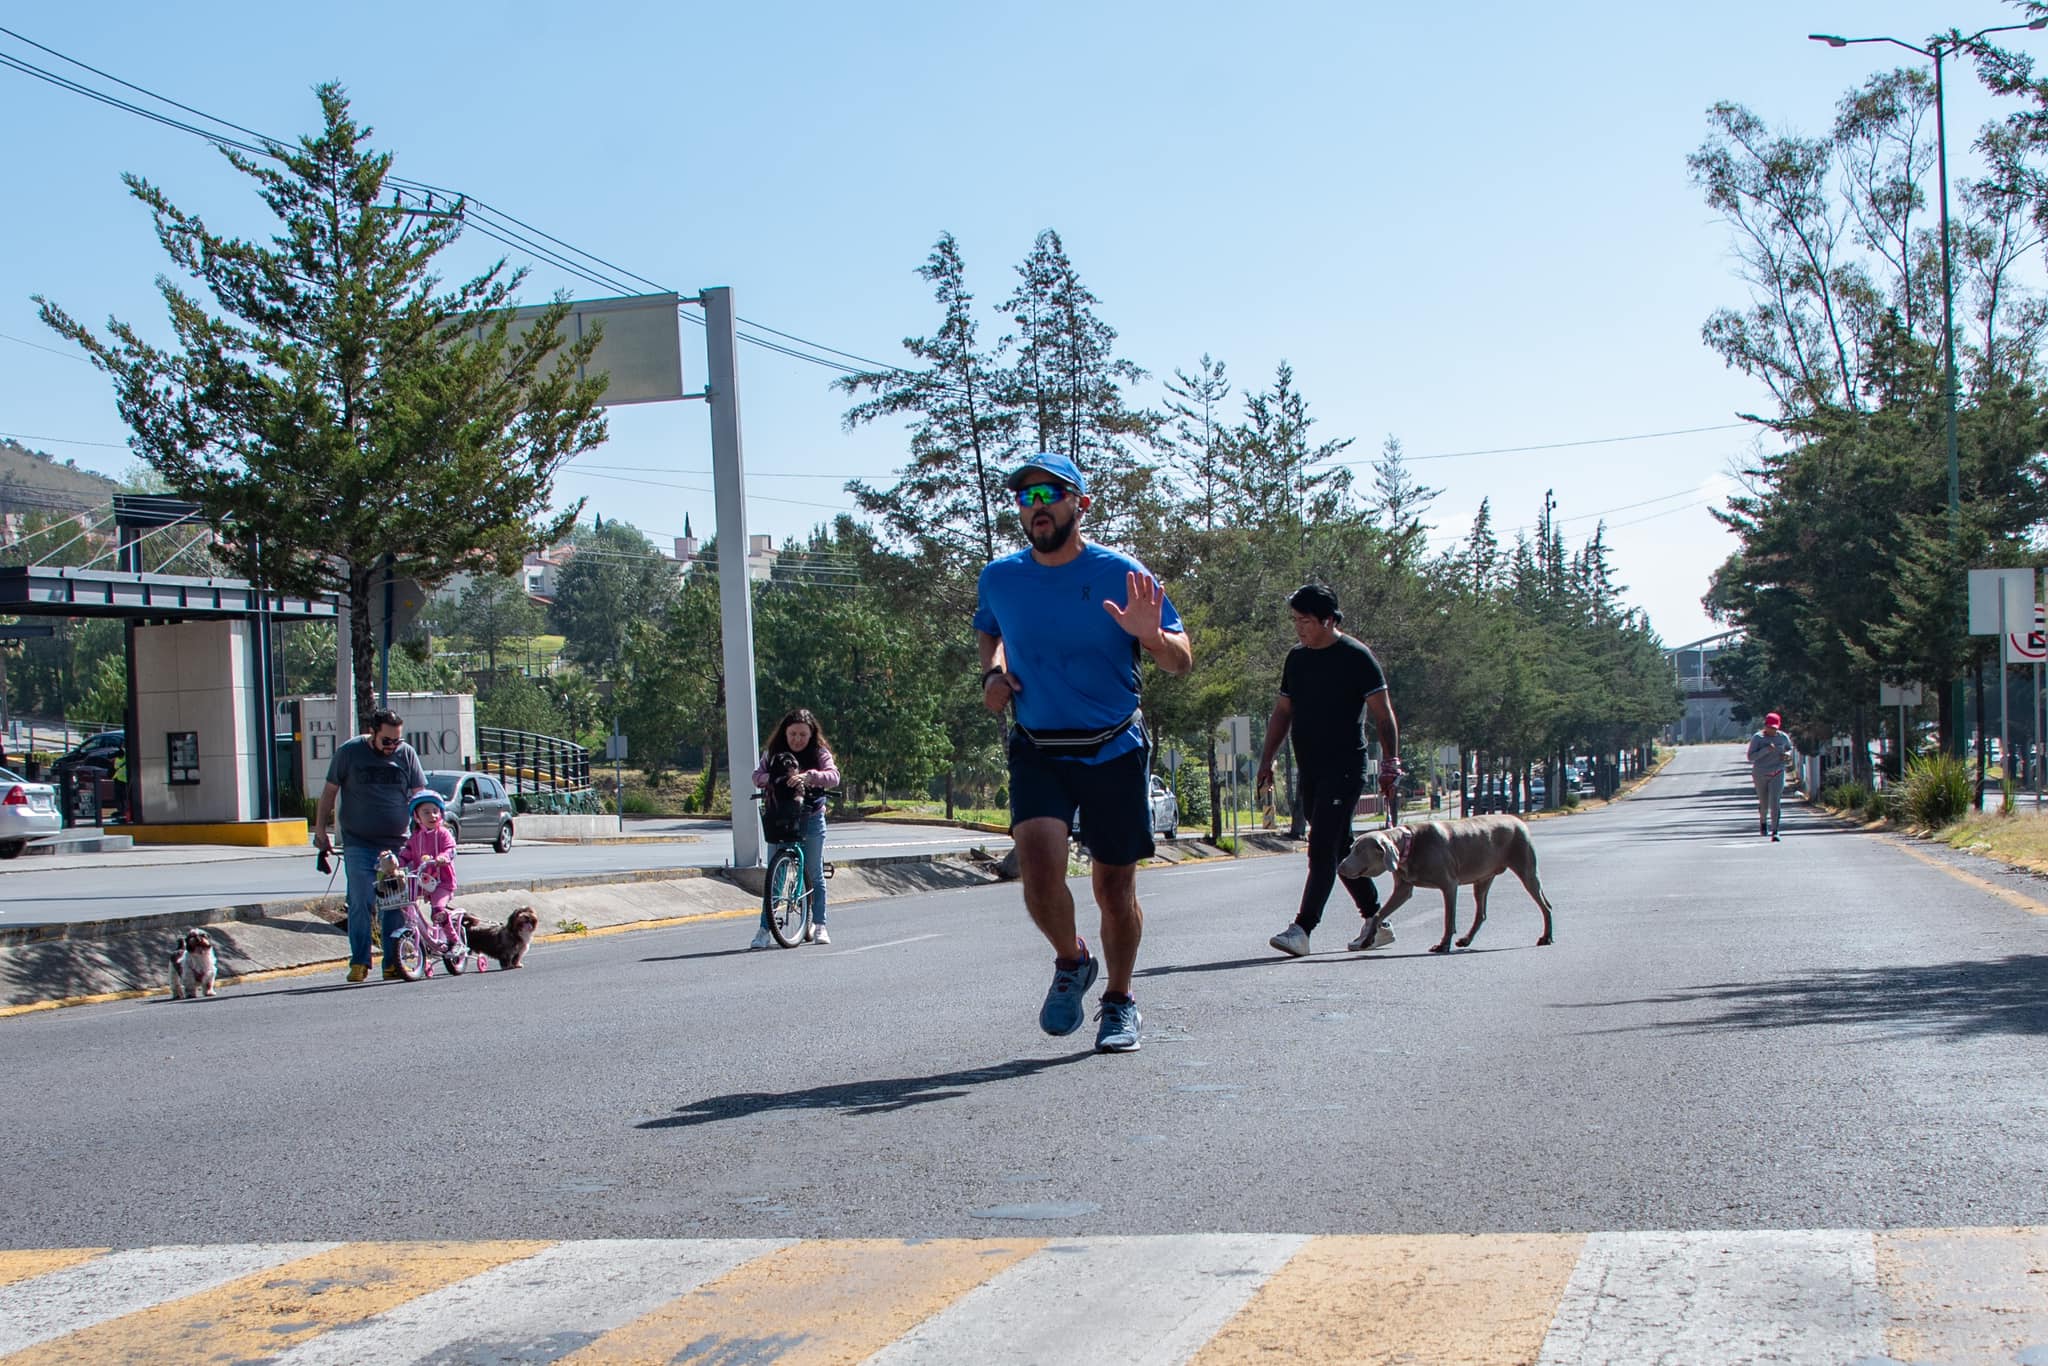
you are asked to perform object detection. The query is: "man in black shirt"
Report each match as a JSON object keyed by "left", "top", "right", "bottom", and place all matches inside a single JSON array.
[{"left": 1255, "top": 584, "right": 1401, "bottom": 957}]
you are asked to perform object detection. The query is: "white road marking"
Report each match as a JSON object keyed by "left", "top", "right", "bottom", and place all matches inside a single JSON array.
[
  {"left": 268, "top": 1238, "right": 788, "bottom": 1366},
  {"left": 826, "top": 933, "right": 943, "bottom": 956},
  {"left": 866, "top": 1233, "right": 1307, "bottom": 1366},
  {"left": 0, "top": 1242, "right": 337, "bottom": 1356},
  {"left": 1537, "top": 1229, "right": 1885, "bottom": 1365}
]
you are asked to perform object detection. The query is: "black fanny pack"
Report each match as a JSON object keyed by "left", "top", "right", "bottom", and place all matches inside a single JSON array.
[{"left": 1012, "top": 708, "right": 1143, "bottom": 760}]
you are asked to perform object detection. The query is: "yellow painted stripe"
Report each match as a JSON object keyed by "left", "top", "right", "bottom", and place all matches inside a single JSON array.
[
  {"left": 0, "top": 1239, "right": 548, "bottom": 1365},
  {"left": 1888, "top": 838, "right": 2048, "bottom": 915},
  {"left": 560, "top": 1237, "right": 1043, "bottom": 1366},
  {"left": 1878, "top": 1226, "right": 2048, "bottom": 1363},
  {"left": 1192, "top": 1233, "right": 1584, "bottom": 1366},
  {"left": 0, "top": 1250, "right": 105, "bottom": 1289}
]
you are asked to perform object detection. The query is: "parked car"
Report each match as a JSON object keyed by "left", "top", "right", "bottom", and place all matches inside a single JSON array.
[
  {"left": 51, "top": 730, "right": 124, "bottom": 781},
  {"left": 1070, "top": 772, "right": 1181, "bottom": 842},
  {"left": 421, "top": 770, "right": 516, "bottom": 852},
  {"left": 0, "top": 766, "right": 61, "bottom": 858},
  {"left": 1148, "top": 773, "right": 1179, "bottom": 838}
]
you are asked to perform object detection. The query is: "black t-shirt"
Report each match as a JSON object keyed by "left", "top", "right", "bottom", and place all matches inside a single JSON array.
[{"left": 1280, "top": 635, "right": 1388, "bottom": 774}]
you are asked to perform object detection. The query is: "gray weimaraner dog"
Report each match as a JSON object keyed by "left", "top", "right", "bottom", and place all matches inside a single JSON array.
[{"left": 1337, "top": 814, "right": 1556, "bottom": 954}]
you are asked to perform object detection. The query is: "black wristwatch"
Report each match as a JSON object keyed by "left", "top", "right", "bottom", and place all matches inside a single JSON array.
[{"left": 981, "top": 666, "right": 1007, "bottom": 687}]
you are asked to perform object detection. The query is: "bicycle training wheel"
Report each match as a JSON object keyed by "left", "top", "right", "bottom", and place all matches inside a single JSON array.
[
  {"left": 764, "top": 848, "right": 809, "bottom": 948},
  {"left": 392, "top": 930, "right": 426, "bottom": 981}
]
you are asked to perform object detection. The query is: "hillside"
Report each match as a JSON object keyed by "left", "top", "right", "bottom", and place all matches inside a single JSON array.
[{"left": 0, "top": 438, "right": 122, "bottom": 514}]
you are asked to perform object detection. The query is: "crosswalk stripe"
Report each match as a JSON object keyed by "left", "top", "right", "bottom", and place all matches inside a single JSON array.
[
  {"left": 0, "top": 1251, "right": 107, "bottom": 1291},
  {"left": 557, "top": 1237, "right": 1043, "bottom": 1366},
  {"left": 1536, "top": 1230, "right": 1886, "bottom": 1365},
  {"left": 7, "top": 1229, "right": 2048, "bottom": 1362},
  {"left": 1191, "top": 1233, "right": 1585, "bottom": 1365},
  {"left": 0, "top": 1242, "right": 335, "bottom": 1358},
  {"left": 0, "top": 1240, "right": 545, "bottom": 1366},
  {"left": 1876, "top": 1226, "right": 2048, "bottom": 1362},
  {"left": 867, "top": 1234, "right": 1305, "bottom": 1366},
  {"left": 267, "top": 1238, "right": 790, "bottom": 1366}
]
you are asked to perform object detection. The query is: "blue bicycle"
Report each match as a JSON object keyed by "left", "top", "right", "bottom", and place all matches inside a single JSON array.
[{"left": 750, "top": 788, "right": 821, "bottom": 948}]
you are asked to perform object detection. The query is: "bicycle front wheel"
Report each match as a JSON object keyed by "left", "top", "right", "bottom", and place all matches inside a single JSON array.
[{"left": 764, "top": 848, "right": 809, "bottom": 948}]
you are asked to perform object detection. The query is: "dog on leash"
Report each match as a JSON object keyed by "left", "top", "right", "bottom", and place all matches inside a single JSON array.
[
  {"left": 462, "top": 908, "right": 539, "bottom": 969},
  {"left": 170, "top": 929, "right": 217, "bottom": 999},
  {"left": 1337, "top": 814, "right": 1556, "bottom": 954}
]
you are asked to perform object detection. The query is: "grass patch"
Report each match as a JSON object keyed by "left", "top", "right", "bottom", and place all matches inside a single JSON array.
[
  {"left": 555, "top": 918, "right": 590, "bottom": 935},
  {"left": 1933, "top": 807, "right": 2048, "bottom": 873}
]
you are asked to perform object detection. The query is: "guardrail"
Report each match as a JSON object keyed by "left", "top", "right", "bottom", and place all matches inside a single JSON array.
[{"left": 475, "top": 726, "right": 593, "bottom": 809}]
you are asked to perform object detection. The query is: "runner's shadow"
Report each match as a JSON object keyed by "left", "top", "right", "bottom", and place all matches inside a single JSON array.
[{"left": 638, "top": 1053, "right": 1094, "bottom": 1128}]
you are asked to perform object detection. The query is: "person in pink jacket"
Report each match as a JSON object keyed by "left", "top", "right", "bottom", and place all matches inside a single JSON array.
[
  {"left": 400, "top": 790, "right": 460, "bottom": 947},
  {"left": 750, "top": 708, "right": 842, "bottom": 948}
]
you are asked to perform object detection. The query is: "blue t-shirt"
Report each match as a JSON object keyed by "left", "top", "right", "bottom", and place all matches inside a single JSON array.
[{"left": 973, "top": 542, "right": 1183, "bottom": 764}]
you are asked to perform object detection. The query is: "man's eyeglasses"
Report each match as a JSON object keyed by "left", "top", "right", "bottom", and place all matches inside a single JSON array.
[
  {"left": 1015, "top": 483, "right": 1070, "bottom": 508},
  {"left": 374, "top": 732, "right": 402, "bottom": 748}
]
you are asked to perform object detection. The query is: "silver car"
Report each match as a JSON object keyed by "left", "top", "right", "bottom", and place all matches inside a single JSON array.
[
  {"left": 1148, "top": 773, "right": 1180, "bottom": 839},
  {"left": 0, "top": 766, "right": 61, "bottom": 859}
]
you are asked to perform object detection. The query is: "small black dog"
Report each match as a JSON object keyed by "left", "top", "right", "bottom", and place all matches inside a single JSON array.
[
  {"left": 761, "top": 751, "right": 806, "bottom": 841},
  {"left": 462, "top": 908, "right": 539, "bottom": 969}
]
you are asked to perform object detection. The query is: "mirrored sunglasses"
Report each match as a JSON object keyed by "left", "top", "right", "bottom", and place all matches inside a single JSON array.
[{"left": 1015, "top": 483, "right": 1070, "bottom": 508}]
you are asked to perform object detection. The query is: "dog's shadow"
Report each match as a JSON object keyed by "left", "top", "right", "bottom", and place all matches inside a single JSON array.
[{"left": 638, "top": 1052, "right": 1094, "bottom": 1129}]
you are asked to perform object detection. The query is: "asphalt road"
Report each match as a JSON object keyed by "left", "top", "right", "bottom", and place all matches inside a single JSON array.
[
  {"left": 3, "top": 742, "right": 2046, "bottom": 1249},
  {"left": 0, "top": 819, "right": 1009, "bottom": 928}
]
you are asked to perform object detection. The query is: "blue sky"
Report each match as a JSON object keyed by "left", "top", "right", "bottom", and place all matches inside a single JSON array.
[{"left": 1, "top": 1, "right": 2038, "bottom": 648}]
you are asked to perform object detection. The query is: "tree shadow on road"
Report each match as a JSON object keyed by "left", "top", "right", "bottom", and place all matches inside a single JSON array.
[
  {"left": 637, "top": 1052, "right": 1095, "bottom": 1129},
  {"left": 1570, "top": 954, "right": 2048, "bottom": 1040}
]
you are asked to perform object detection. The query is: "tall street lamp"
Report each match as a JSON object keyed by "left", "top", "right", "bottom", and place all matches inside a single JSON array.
[{"left": 1812, "top": 19, "right": 2046, "bottom": 755}]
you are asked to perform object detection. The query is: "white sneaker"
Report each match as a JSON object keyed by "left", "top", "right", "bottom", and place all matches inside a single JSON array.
[
  {"left": 1347, "top": 920, "right": 1395, "bottom": 951},
  {"left": 810, "top": 924, "right": 830, "bottom": 945},
  {"left": 750, "top": 926, "right": 774, "bottom": 950},
  {"left": 1269, "top": 924, "right": 1310, "bottom": 957}
]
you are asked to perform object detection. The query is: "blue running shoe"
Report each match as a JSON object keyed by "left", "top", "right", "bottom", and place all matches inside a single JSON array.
[
  {"left": 1039, "top": 948, "right": 1099, "bottom": 1036},
  {"left": 1095, "top": 996, "right": 1142, "bottom": 1052}
]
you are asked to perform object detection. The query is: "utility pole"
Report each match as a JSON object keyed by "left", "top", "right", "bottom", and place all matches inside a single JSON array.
[{"left": 701, "top": 286, "right": 763, "bottom": 870}]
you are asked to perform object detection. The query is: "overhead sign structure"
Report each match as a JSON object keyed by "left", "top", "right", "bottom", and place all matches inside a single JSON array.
[{"left": 480, "top": 292, "right": 685, "bottom": 407}]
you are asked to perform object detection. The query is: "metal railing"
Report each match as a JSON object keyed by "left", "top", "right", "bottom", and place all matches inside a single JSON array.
[{"left": 475, "top": 726, "right": 592, "bottom": 809}]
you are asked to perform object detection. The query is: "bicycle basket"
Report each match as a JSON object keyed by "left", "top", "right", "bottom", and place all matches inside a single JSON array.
[{"left": 760, "top": 789, "right": 805, "bottom": 843}]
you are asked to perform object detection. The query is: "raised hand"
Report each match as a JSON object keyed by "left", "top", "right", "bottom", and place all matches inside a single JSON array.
[{"left": 1103, "top": 570, "right": 1166, "bottom": 645}]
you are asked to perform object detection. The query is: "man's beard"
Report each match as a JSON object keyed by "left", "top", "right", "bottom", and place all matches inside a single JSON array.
[{"left": 1027, "top": 514, "right": 1076, "bottom": 553}]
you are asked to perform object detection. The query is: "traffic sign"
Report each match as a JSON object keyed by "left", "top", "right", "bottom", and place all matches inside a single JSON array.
[{"left": 2006, "top": 603, "right": 2047, "bottom": 664}]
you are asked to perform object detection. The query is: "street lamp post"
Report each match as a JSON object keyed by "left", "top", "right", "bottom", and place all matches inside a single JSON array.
[{"left": 1812, "top": 20, "right": 2046, "bottom": 756}]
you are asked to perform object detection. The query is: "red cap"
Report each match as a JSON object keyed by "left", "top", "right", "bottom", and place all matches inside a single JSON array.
[{"left": 1764, "top": 712, "right": 1782, "bottom": 727}]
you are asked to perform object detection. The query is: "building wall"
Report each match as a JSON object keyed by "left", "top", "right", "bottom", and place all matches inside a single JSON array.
[{"left": 132, "top": 619, "right": 261, "bottom": 822}]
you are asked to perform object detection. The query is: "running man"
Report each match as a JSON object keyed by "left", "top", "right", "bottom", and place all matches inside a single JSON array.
[
  {"left": 1747, "top": 711, "right": 1797, "bottom": 842},
  {"left": 976, "top": 452, "right": 1193, "bottom": 1053},
  {"left": 1256, "top": 583, "right": 1401, "bottom": 956}
]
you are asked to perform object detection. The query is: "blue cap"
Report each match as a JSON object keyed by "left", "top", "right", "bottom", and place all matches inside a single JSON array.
[
  {"left": 409, "top": 790, "right": 446, "bottom": 812},
  {"left": 1006, "top": 452, "right": 1086, "bottom": 497}
]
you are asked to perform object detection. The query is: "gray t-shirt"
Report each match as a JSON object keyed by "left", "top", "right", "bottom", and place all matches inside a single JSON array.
[
  {"left": 1747, "top": 729, "right": 1796, "bottom": 780},
  {"left": 325, "top": 735, "right": 426, "bottom": 842}
]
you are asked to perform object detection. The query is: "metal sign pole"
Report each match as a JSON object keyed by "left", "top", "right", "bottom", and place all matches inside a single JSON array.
[
  {"left": 2000, "top": 588, "right": 2012, "bottom": 812},
  {"left": 701, "top": 286, "right": 763, "bottom": 870}
]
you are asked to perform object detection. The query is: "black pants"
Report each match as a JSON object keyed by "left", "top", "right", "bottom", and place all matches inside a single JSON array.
[{"left": 1295, "top": 767, "right": 1381, "bottom": 931}]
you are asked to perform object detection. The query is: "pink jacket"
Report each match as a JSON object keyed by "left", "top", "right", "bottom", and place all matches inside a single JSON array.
[
  {"left": 753, "top": 744, "right": 841, "bottom": 813},
  {"left": 399, "top": 825, "right": 458, "bottom": 899}
]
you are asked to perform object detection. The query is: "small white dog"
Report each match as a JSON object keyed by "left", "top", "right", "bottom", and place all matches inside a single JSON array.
[{"left": 170, "top": 929, "right": 217, "bottom": 999}]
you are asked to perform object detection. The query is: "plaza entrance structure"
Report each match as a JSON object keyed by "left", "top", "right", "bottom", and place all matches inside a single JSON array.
[{"left": 0, "top": 497, "right": 336, "bottom": 843}]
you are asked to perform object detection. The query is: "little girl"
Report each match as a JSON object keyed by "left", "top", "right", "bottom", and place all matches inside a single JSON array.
[{"left": 400, "top": 790, "right": 460, "bottom": 946}]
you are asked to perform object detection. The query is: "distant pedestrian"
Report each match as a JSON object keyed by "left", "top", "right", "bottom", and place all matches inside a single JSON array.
[
  {"left": 313, "top": 707, "right": 427, "bottom": 981},
  {"left": 749, "top": 707, "right": 842, "bottom": 949},
  {"left": 976, "top": 451, "right": 1193, "bottom": 1054},
  {"left": 1256, "top": 584, "right": 1402, "bottom": 958},
  {"left": 1747, "top": 711, "right": 1797, "bottom": 842}
]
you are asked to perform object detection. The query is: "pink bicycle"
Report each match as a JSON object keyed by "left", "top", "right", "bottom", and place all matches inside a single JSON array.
[{"left": 372, "top": 857, "right": 475, "bottom": 980}]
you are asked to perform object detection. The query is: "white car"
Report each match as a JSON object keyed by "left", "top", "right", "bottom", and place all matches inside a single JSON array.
[{"left": 0, "top": 766, "right": 61, "bottom": 859}]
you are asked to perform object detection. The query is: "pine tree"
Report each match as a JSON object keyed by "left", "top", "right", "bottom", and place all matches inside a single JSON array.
[
  {"left": 37, "top": 85, "right": 608, "bottom": 727},
  {"left": 1162, "top": 355, "right": 1231, "bottom": 530}
]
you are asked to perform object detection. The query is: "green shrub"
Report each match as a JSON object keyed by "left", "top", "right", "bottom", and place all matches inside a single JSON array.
[
  {"left": 620, "top": 791, "right": 658, "bottom": 815},
  {"left": 1822, "top": 781, "right": 1872, "bottom": 811},
  {"left": 1900, "top": 753, "right": 1973, "bottom": 829},
  {"left": 1862, "top": 786, "right": 1894, "bottom": 823}
]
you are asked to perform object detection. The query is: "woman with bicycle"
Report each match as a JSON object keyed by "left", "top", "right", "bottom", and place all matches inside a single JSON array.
[{"left": 750, "top": 708, "right": 841, "bottom": 948}]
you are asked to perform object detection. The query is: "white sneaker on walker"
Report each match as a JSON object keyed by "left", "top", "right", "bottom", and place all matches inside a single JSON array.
[
  {"left": 1348, "top": 920, "right": 1394, "bottom": 951},
  {"left": 809, "top": 924, "right": 830, "bottom": 945},
  {"left": 1268, "top": 924, "right": 1310, "bottom": 957},
  {"left": 750, "top": 926, "right": 774, "bottom": 950}
]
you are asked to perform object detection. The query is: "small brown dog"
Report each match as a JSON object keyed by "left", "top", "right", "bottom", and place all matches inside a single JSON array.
[
  {"left": 462, "top": 908, "right": 538, "bottom": 969},
  {"left": 170, "top": 929, "right": 217, "bottom": 999},
  {"left": 1337, "top": 814, "right": 1556, "bottom": 954}
]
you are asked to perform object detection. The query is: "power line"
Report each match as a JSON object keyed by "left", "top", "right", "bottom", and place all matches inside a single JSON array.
[
  {"left": 0, "top": 431, "right": 127, "bottom": 450},
  {"left": 0, "top": 332, "right": 91, "bottom": 363},
  {"left": 1322, "top": 422, "right": 1754, "bottom": 468}
]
